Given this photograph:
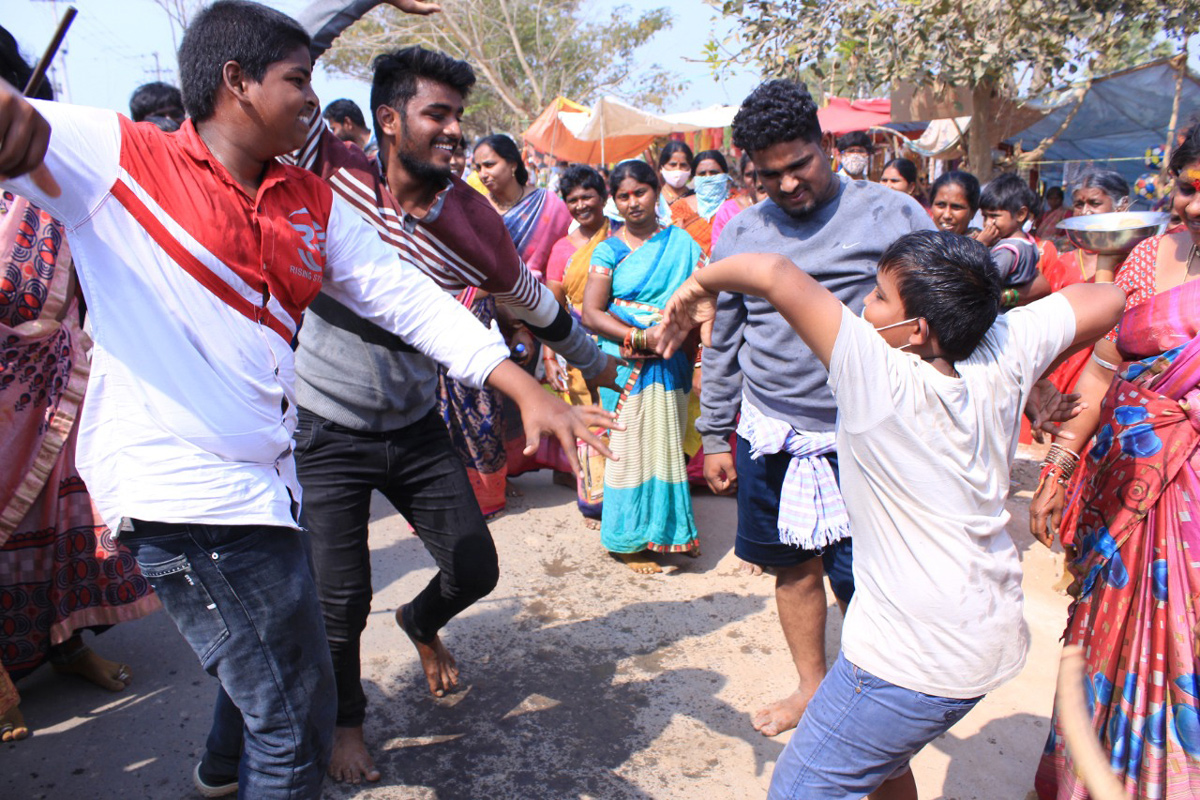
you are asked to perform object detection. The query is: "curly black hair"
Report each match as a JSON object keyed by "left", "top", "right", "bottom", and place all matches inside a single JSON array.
[{"left": 731, "top": 79, "right": 822, "bottom": 155}]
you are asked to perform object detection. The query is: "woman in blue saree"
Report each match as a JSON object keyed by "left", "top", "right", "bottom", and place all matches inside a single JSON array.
[{"left": 582, "top": 160, "right": 701, "bottom": 573}]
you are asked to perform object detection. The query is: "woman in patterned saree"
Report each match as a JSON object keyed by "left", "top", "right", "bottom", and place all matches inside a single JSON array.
[
  {"left": 581, "top": 160, "right": 701, "bottom": 574},
  {"left": 1031, "top": 124, "right": 1200, "bottom": 799}
]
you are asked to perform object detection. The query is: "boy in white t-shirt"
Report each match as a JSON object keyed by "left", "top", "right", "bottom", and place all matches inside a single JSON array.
[{"left": 658, "top": 230, "right": 1125, "bottom": 800}]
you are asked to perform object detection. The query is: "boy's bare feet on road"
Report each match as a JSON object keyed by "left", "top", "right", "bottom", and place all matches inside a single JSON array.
[
  {"left": 752, "top": 687, "right": 814, "bottom": 737},
  {"left": 329, "top": 725, "right": 381, "bottom": 784},
  {"left": 396, "top": 605, "right": 459, "bottom": 697}
]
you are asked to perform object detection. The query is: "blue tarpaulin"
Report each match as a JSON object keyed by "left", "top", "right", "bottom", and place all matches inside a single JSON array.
[{"left": 1008, "top": 59, "right": 1200, "bottom": 192}]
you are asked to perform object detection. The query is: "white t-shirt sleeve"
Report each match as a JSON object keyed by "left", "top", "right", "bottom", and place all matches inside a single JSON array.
[
  {"left": 995, "top": 292, "right": 1077, "bottom": 384},
  {"left": 320, "top": 194, "right": 509, "bottom": 389},
  {"left": 828, "top": 305, "right": 909, "bottom": 433},
  {"left": 1, "top": 100, "right": 121, "bottom": 228}
]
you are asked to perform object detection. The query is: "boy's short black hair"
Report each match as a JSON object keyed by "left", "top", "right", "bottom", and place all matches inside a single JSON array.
[
  {"left": 0, "top": 24, "right": 52, "bottom": 100},
  {"left": 836, "top": 130, "right": 873, "bottom": 153},
  {"left": 732, "top": 80, "right": 822, "bottom": 154},
  {"left": 369, "top": 46, "right": 475, "bottom": 144},
  {"left": 979, "top": 173, "right": 1039, "bottom": 216},
  {"left": 178, "top": 0, "right": 311, "bottom": 123},
  {"left": 322, "top": 98, "right": 366, "bottom": 128},
  {"left": 878, "top": 230, "right": 1001, "bottom": 362},
  {"left": 559, "top": 164, "right": 607, "bottom": 200},
  {"left": 129, "top": 81, "right": 183, "bottom": 122}
]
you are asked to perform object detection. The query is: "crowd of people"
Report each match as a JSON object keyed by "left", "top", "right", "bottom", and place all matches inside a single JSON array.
[{"left": 0, "top": 1, "right": 1197, "bottom": 799}]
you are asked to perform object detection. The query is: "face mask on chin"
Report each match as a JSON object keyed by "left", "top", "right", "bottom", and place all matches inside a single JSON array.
[
  {"left": 660, "top": 169, "right": 691, "bottom": 190},
  {"left": 840, "top": 153, "right": 869, "bottom": 177}
]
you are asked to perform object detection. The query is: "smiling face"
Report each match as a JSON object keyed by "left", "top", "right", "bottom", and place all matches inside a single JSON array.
[
  {"left": 612, "top": 176, "right": 658, "bottom": 228},
  {"left": 564, "top": 184, "right": 605, "bottom": 229},
  {"left": 931, "top": 183, "right": 974, "bottom": 235},
  {"left": 1175, "top": 161, "right": 1200, "bottom": 243},
  {"left": 377, "top": 78, "right": 464, "bottom": 184},
  {"left": 752, "top": 137, "right": 835, "bottom": 218},
  {"left": 244, "top": 46, "right": 318, "bottom": 156}
]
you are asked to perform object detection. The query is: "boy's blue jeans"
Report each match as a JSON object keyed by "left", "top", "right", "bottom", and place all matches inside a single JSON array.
[{"left": 121, "top": 520, "right": 335, "bottom": 799}]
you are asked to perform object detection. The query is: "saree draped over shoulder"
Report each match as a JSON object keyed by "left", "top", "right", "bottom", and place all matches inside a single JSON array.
[
  {"left": 1036, "top": 276, "right": 1200, "bottom": 800},
  {"left": 591, "top": 226, "right": 700, "bottom": 554}
]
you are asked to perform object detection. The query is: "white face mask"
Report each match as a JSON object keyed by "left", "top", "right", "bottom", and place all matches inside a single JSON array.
[
  {"left": 841, "top": 153, "right": 869, "bottom": 177},
  {"left": 660, "top": 169, "right": 691, "bottom": 189},
  {"left": 861, "top": 310, "right": 920, "bottom": 350}
]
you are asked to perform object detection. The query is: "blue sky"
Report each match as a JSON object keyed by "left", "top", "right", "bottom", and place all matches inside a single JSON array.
[{"left": 8, "top": 0, "right": 761, "bottom": 119}]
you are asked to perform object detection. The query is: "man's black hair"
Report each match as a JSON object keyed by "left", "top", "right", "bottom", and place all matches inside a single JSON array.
[
  {"left": 878, "top": 230, "right": 1002, "bottom": 362},
  {"left": 609, "top": 159, "right": 659, "bottom": 196},
  {"left": 836, "top": 130, "right": 873, "bottom": 153},
  {"left": 369, "top": 46, "right": 475, "bottom": 145},
  {"left": 0, "top": 25, "right": 52, "bottom": 101},
  {"left": 1169, "top": 123, "right": 1200, "bottom": 175},
  {"left": 322, "top": 98, "right": 366, "bottom": 128},
  {"left": 693, "top": 149, "right": 728, "bottom": 173},
  {"left": 178, "top": 0, "right": 310, "bottom": 123},
  {"left": 731, "top": 80, "right": 822, "bottom": 154},
  {"left": 475, "top": 134, "right": 527, "bottom": 186},
  {"left": 979, "top": 173, "right": 1039, "bottom": 216},
  {"left": 559, "top": 164, "right": 607, "bottom": 200},
  {"left": 129, "top": 81, "right": 182, "bottom": 122},
  {"left": 657, "top": 140, "right": 694, "bottom": 170},
  {"left": 930, "top": 170, "right": 981, "bottom": 211}
]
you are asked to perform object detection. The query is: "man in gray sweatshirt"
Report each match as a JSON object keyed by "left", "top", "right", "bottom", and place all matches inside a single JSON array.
[{"left": 698, "top": 80, "right": 935, "bottom": 738}]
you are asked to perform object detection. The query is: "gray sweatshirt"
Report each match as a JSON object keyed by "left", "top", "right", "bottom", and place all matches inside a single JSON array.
[{"left": 698, "top": 177, "right": 936, "bottom": 452}]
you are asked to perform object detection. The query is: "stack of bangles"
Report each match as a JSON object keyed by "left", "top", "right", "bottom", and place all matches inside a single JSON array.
[
  {"left": 1037, "top": 443, "right": 1080, "bottom": 493},
  {"left": 1001, "top": 288, "right": 1020, "bottom": 308},
  {"left": 623, "top": 326, "right": 651, "bottom": 357}
]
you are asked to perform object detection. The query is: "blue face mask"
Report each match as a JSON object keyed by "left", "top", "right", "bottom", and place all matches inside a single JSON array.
[{"left": 694, "top": 174, "right": 731, "bottom": 220}]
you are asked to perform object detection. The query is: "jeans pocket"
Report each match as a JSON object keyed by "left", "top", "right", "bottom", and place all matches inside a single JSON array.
[
  {"left": 139, "top": 553, "right": 230, "bottom": 668},
  {"left": 914, "top": 691, "right": 982, "bottom": 724}
]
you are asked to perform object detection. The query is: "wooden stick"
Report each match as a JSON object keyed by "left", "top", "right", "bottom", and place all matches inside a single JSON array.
[
  {"left": 1055, "top": 645, "right": 1125, "bottom": 800},
  {"left": 23, "top": 6, "right": 78, "bottom": 97}
]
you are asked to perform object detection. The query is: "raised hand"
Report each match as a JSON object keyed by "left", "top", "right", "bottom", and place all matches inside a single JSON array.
[
  {"left": 0, "top": 80, "right": 59, "bottom": 197},
  {"left": 383, "top": 0, "right": 443, "bottom": 15}
]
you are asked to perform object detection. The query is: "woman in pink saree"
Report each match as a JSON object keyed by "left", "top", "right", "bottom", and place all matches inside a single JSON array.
[{"left": 1032, "top": 125, "right": 1200, "bottom": 799}]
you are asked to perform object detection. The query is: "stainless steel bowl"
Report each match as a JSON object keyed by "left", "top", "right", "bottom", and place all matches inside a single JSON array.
[{"left": 1058, "top": 211, "right": 1171, "bottom": 254}]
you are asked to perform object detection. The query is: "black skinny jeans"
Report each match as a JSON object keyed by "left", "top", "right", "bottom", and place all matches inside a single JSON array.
[{"left": 294, "top": 407, "right": 499, "bottom": 727}]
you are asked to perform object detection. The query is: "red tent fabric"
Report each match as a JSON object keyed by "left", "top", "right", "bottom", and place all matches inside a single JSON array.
[
  {"left": 522, "top": 96, "right": 655, "bottom": 165},
  {"left": 817, "top": 97, "right": 891, "bottom": 135}
]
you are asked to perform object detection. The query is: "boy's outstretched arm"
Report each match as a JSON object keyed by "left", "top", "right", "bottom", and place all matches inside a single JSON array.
[
  {"left": 660, "top": 253, "right": 844, "bottom": 368},
  {"left": 1055, "top": 282, "right": 1127, "bottom": 355}
]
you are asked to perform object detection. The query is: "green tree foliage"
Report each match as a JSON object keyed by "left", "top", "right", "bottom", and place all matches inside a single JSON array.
[
  {"left": 322, "top": 0, "right": 677, "bottom": 136},
  {"left": 710, "top": 0, "right": 1198, "bottom": 178}
]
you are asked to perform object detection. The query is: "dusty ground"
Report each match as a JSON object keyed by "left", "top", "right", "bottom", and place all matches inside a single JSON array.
[{"left": 5, "top": 449, "right": 1067, "bottom": 800}]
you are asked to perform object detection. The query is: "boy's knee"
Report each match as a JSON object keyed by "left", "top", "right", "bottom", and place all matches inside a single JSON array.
[{"left": 448, "top": 534, "right": 499, "bottom": 600}]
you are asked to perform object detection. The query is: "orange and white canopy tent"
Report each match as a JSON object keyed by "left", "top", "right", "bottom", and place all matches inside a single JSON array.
[{"left": 522, "top": 96, "right": 656, "bottom": 165}]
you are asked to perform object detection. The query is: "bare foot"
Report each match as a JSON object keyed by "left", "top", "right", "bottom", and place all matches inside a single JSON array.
[
  {"left": 583, "top": 518, "right": 601, "bottom": 530},
  {"left": 685, "top": 545, "right": 702, "bottom": 558},
  {"left": 0, "top": 706, "right": 29, "bottom": 742},
  {"left": 328, "top": 725, "right": 381, "bottom": 784},
  {"left": 52, "top": 648, "right": 131, "bottom": 692},
  {"left": 505, "top": 480, "right": 524, "bottom": 498},
  {"left": 752, "top": 687, "right": 814, "bottom": 737},
  {"left": 616, "top": 552, "right": 662, "bottom": 574},
  {"left": 396, "top": 605, "right": 459, "bottom": 697},
  {"left": 737, "top": 559, "right": 764, "bottom": 577}
]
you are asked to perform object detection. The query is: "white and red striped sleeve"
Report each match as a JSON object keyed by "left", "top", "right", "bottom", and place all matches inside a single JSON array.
[{"left": 3, "top": 100, "right": 121, "bottom": 228}]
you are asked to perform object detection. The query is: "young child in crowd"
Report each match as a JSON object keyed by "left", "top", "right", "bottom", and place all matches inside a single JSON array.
[
  {"left": 658, "top": 230, "right": 1124, "bottom": 800},
  {"left": 978, "top": 173, "right": 1044, "bottom": 306}
]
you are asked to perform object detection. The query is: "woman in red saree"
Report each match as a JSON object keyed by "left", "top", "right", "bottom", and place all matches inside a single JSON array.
[{"left": 1032, "top": 128, "right": 1200, "bottom": 799}]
